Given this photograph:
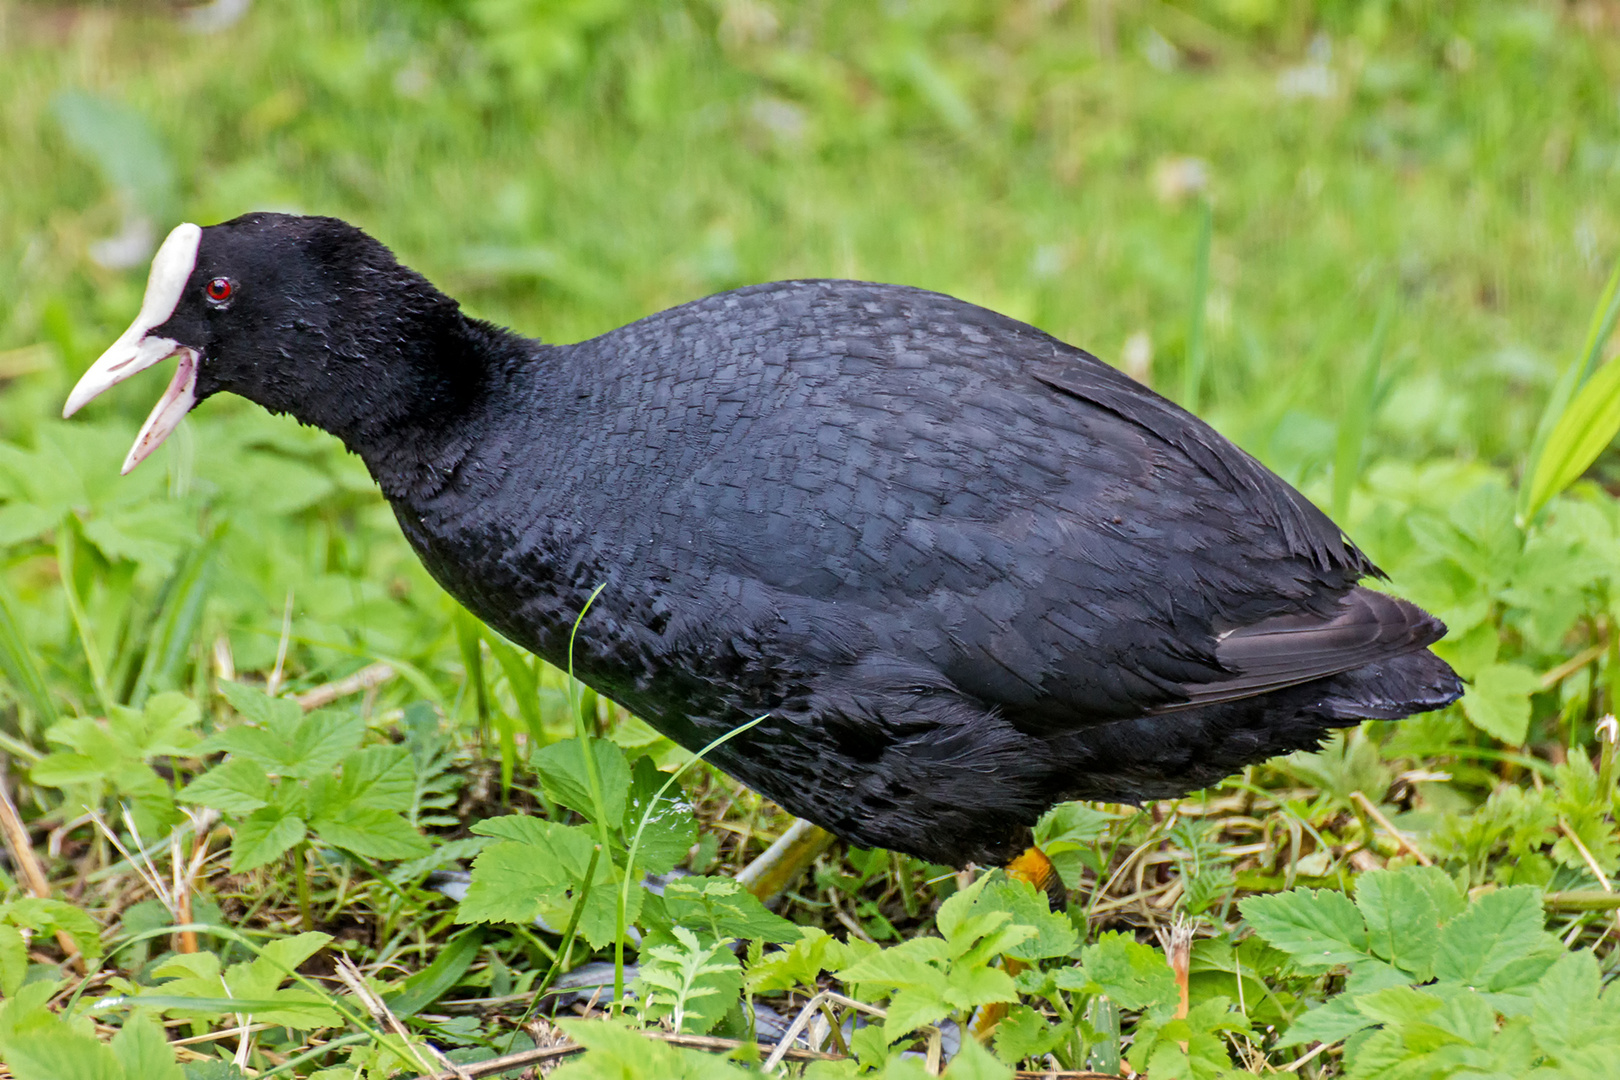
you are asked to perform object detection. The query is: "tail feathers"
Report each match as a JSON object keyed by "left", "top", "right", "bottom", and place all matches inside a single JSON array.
[{"left": 1314, "top": 647, "right": 1464, "bottom": 721}]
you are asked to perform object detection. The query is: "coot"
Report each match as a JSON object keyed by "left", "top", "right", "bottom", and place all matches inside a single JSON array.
[{"left": 66, "top": 215, "right": 1461, "bottom": 867}]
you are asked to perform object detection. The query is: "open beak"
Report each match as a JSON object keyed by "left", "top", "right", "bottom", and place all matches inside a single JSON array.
[{"left": 63, "top": 222, "right": 203, "bottom": 474}]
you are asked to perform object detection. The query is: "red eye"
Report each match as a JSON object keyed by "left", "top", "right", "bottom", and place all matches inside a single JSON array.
[{"left": 205, "top": 277, "right": 233, "bottom": 302}]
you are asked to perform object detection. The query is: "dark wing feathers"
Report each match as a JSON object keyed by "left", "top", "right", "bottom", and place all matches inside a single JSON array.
[
  {"left": 1152, "top": 588, "right": 1446, "bottom": 713},
  {"left": 1029, "top": 361, "right": 1379, "bottom": 579}
]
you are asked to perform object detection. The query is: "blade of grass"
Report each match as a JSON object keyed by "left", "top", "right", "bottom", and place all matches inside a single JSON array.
[
  {"left": 615, "top": 711, "right": 769, "bottom": 1015},
  {"left": 1519, "top": 253, "right": 1620, "bottom": 523},
  {"left": 0, "top": 576, "right": 57, "bottom": 726},
  {"left": 132, "top": 535, "right": 214, "bottom": 707},
  {"left": 55, "top": 515, "right": 113, "bottom": 714},
  {"left": 1180, "top": 198, "right": 1213, "bottom": 411}
]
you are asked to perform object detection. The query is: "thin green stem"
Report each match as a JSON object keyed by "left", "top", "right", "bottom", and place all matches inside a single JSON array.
[
  {"left": 295, "top": 841, "right": 315, "bottom": 933},
  {"left": 614, "top": 712, "right": 768, "bottom": 1014}
]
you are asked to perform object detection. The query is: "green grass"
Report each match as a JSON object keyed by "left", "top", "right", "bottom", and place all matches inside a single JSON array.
[{"left": 0, "top": 2, "right": 1619, "bottom": 1078}]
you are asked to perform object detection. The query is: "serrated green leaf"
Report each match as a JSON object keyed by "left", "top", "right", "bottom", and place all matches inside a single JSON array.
[
  {"left": 662, "top": 876, "right": 798, "bottom": 944},
  {"left": 310, "top": 806, "right": 430, "bottom": 860},
  {"left": 991, "top": 1003, "right": 1062, "bottom": 1065},
  {"left": 1461, "top": 663, "right": 1542, "bottom": 745},
  {"left": 1434, "top": 886, "right": 1560, "bottom": 991},
  {"left": 1355, "top": 869, "right": 1442, "bottom": 980},
  {"left": 110, "top": 1012, "right": 184, "bottom": 1080},
  {"left": 460, "top": 818, "right": 631, "bottom": 947},
  {"left": 2, "top": 897, "right": 104, "bottom": 962},
  {"left": 532, "top": 735, "right": 630, "bottom": 824},
  {"left": 179, "top": 757, "right": 272, "bottom": 814},
  {"left": 231, "top": 806, "right": 307, "bottom": 871},
  {"left": 622, "top": 754, "right": 697, "bottom": 876},
  {"left": 216, "top": 681, "right": 301, "bottom": 728},
  {"left": 971, "top": 873, "right": 1077, "bottom": 961},
  {"left": 335, "top": 744, "right": 417, "bottom": 812},
  {"left": 551, "top": 1017, "right": 750, "bottom": 1080},
  {"left": 1059, "top": 931, "right": 1178, "bottom": 1011},
  {"left": 945, "top": 1034, "right": 1014, "bottom": 1079},
  {"left": 1242, "top": 887, "right": 1369, "bottom": 972},
  {"left": 0, "top": 924, "right": 27, "bottom": 996}
]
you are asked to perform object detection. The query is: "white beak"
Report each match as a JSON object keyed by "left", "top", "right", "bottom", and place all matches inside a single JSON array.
[{"left": 63, "top": 222, "right": 204, "bottom": 474}]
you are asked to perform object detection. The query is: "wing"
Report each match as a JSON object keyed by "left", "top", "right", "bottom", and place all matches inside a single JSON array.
[{"left": 522, "top": 280, "right": 1431, "bottom": 729}]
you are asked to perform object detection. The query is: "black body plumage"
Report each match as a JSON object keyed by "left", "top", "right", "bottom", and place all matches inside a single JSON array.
[{"left": 89, "top": 214, "right": 1463, "bottom": 866}]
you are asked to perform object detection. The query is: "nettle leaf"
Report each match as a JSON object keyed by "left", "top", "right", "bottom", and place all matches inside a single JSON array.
[
  {"left": 1242, "top": 887, "right": 1369, "bottom": 972},
  {"left": 1355, "top": 869, "right": 1442, "bottom": 980},
  {"left": 111, "top": 1013, "right": 184, "bottom": 1080},
  {"left": 1530, "top": 950, "right": 1605, "bottom": 1061},
  {"left": 1434, "top": 886, "right": 1562, "bottom": 992},
  {"left": 310, "top": 806, "right": 431, "bottom": 861},
  {"left": 0, "top": 925, "right": 26, "bottom": 996},
  {"left": 1128, "top": 995, "right": 1250, "bottom": 1079},
  {"left": 222, "top": 932, "right": 340, "bottom": 1028},
  {"left": 992, "top": 1003, "right": 1063, "bottom": 1065},
  {"left": 180, "top": 758, "right": 272, "bottom": 815},
  {"left": 532, "top": 736, "right": 630, "bottom": 824},
  {"left": 1460, "top": 663, "right": 1542, "bottom": 745},
  {"left": 1033, "top": 802, "right": 1116, "bottom": 887},
  {"left": 634, "top": 926, "right": 743, "bottom": 1034},
  {"left": 460, "top": 816, "right": 631, "bottom": 947},
  {"left": 551, "top": 1016, "right": 750, "bottom": 1080},
  {"left": 622, "top": 755, "right": 697, "bottom": 876},
  {"left": 747, "top": 927, "right": 863, "bottom": 994},
  {"left": 1057, "top": 931, "right": 1178, "bottom": 1012},
  {"left": 662, "top": 876, "right": 798, "bottom": 944},
  {"left": 231, "top": 805, "right": 307, "bottom": 871},
  {"left": 1276, "top": 960, "right": 1409, "bottom": 1048},
  {"left": 971, "top": 873, "right": 1077, "bottom": 961},
  {"left": 217, "top": 680, "right": 301, "bottom": 728},
  {"left": 335, "top": 745, "right": 417, "bottom": 812},
  {"left": 1, "top": 897, "right": 105, "bottom": 963}
]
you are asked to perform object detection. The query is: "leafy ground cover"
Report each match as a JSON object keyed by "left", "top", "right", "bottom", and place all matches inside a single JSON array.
[{"left": 1, "top": 1, "right": 1620, "bottom": 1077}]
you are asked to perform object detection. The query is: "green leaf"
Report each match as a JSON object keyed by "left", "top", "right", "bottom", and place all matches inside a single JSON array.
[
  {"left": 0, "top": 924, "right": 27, "bottom": 996},
  {"left": 991, "top": 1004, "right": 1062, "bottom": 1066},
  {"left": 180, "top": 758, "right": 273, "bottom": 815},
  {"left": 1433, "top": 886, "right": 1561, "bottom": 991},
  {"left": 971, "top": 873, "right": 1078, "bottom": 961},
  {"left": 1461, "top": 663, "right": 1542, "bottom": 745},
  {"left": 1521, "top": 255, "right": 1620, "bottom": 523},
  {"left": 0, "top": 576, "right": 57, "bottom": 725},
  {"left": 216, "top": 681, "right": 301, "bottom": 728},
  {"left": 460, "top": 817, "right": 630, "bottom": 947},
  {"left": 1060, "top": 931, "right": 1178, "bottom": 1011},
  {"left": 661, "top": 876, "right": 799, "bottom": 944},
  {"left": 310, "top": 806, "right": 430, "bottom": 860},
  {"left": 622, "top": 755, "right": 697, "bottom": 876},
  {"left": 551, "top": 1017, "right": 750, "bottom": 1080},
  {"left": 532, "top": 736, "right": 630, "bottom": 824},
  {"left": 0, "top": 1020, "right": 123, "bottom": 1080},
  {"left": 633, "top": 926, "right": 743, "bottom": 1034},
  {"left": 747, "top": 927, "right": 858, "bottom": 994},
  {"left": 110, "top": 1013, "right": 184, "bottom": 1080},
  {"left": 944, "top": 1034, "right": 1014, "bottom": 1079},
  {"left": 2, "top": 896, "right": 105, "bottom": 962},
  {"left": 230, "top": 806, "right": 307, "bottom": 871},
  {"left": 1355, "top": 869, "right": 1442, "bottom": 980},
  {"left": 387, "top": 927, "right": 484, "bottom": 1017},
  {"left": 335, "top": 744, "right": 417, "bottom": 812},
  {"left": 1242, "top": 887, "right": 1369, "bottom": 972}
]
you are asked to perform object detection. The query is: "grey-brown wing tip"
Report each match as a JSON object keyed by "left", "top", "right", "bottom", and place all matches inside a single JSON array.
[{"left": 1157, "top": 588, "right": 1448, "bottom": 712}]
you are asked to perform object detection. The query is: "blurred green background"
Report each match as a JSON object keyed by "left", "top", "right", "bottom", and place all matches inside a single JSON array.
[{"left": 0, "top": 0, "right": 1617, "bottom": 742}]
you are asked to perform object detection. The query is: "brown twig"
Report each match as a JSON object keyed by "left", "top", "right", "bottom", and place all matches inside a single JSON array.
[
  {"left": 405, "top": 1024, "right": 1127, "bottom": 1080},
  {"left": 1350, "top": 790, "right": 1433, "bottom": 866},
  {"left": 295, "top": 661, "right": 397, "bottom": 711}
]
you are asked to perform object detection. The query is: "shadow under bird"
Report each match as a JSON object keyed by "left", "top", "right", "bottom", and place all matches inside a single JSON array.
[{"left": 66, "top": 214, "right": 1462, "bottom": 879}]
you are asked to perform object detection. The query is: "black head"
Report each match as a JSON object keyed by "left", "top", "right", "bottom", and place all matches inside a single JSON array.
[{"left": 65, "top": 213, "right": 485, "bottom": 473}]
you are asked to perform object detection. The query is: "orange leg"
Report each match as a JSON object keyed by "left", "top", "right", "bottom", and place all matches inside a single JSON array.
[{"left": 970, "top": 846, "right": 1066, "bottom": 1042}]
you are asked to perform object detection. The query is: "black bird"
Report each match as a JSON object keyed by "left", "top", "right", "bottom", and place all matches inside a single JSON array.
[{"left": 67, "top": 214, "right": 1461, "bottom": 869}]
